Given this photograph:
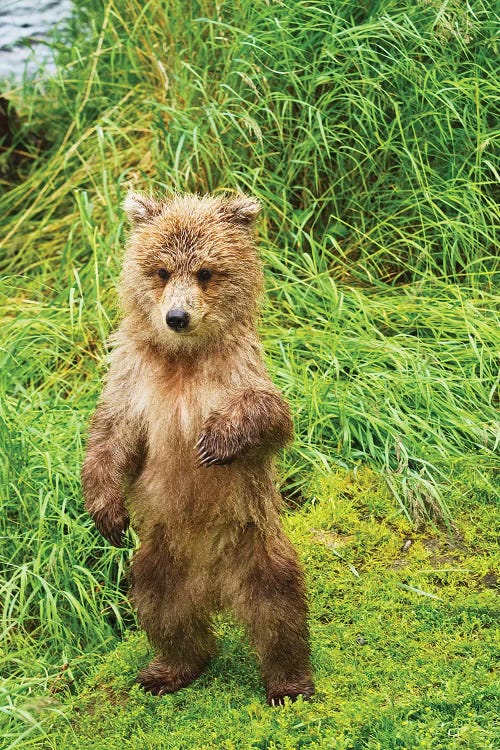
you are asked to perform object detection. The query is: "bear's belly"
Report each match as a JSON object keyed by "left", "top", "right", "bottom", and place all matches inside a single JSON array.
[
  {"left": 131, "top": 454, "right": 254, "bottom": 522},
  {"left": 127, "top": 371, "right": 280, "bottom": 544}
]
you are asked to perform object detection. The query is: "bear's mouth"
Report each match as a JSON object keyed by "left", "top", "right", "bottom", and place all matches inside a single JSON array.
[{"left": 168, "top": 321, "right": 200, "bottom": 336}]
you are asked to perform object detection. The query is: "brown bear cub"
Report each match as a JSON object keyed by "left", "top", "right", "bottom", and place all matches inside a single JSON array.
[{"left": 82, "top": 191, "right": 314, "bottom": 705}]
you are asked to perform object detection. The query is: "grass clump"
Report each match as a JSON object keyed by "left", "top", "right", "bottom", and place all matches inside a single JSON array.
[{"left": 0, "top": 0, "right": 499, "bottom": 747}]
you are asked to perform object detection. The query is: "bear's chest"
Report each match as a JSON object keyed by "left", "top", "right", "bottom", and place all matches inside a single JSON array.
[{"left": 130, "top": 363, "right": 223, "bottom": 448}]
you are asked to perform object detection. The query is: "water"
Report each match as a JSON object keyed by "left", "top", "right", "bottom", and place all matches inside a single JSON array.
[{"left": 0, "top": 0, "right": 73, "bottom": 81}]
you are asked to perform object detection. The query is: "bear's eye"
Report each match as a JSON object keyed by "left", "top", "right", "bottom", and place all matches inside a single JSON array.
[
  {"left": 158, "top": 268, "right": 170, "bottom": 280},
  {"left": 197, "top": 268, "right": 212, "bottom": 283}
]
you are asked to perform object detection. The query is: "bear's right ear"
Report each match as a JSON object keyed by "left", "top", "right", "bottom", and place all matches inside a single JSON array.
[
  {"left": 218, "top": 195, "right": 261, "bottom": 227},
  {"left": 123, "top": 190, "right": 163, "bottom": 224}
]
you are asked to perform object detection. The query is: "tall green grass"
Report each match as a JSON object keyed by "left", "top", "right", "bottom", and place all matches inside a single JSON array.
[{"left": 1, "top": 0, "right": 498, "bottom": 746}]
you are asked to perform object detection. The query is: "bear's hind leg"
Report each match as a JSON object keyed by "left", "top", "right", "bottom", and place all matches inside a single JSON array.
[
  {"left": 136, "top": 616, "right": 214, "bottom": 696},
  {"left": 227, "top": 525, "right": 314, "bottom": 705},
  {"left": 131, "top": 525, "right": 215, "bottom": 695}
]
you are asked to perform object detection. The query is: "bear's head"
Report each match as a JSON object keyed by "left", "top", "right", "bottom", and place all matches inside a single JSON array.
[{"left": 120, "top": 192, "right": 263, "bottom": 354}]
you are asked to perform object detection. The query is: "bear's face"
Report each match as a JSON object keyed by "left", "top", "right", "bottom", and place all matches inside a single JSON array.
[{"left": 120, "top": 192, "right": 263, "bottom": 353}]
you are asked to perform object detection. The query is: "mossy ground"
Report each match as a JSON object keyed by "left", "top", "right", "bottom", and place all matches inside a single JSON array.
[{"left": 32, "top": 469, "right": 499, "bottom": 750}]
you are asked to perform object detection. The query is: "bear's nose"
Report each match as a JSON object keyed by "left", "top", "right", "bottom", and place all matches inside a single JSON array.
[{"left": 166, "top": 308, "right": 190, "bottom": 331}]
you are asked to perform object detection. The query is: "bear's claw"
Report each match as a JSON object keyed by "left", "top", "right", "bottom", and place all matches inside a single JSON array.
[
  {"left": 92, "top": 508, "right": 130, "bottom": 547},
  {"left": 195, "top": 431, "right": 235, "bottom": 467},
  {"left": 266, "top": 682, "right": 315, "bottom": 706}
]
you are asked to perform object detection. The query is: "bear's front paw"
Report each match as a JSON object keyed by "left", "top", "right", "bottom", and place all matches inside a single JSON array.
[
  {"left": 195, "top": 420, "right": 246, "bottom": 468},
  {"left": 92, "top": 507, "right": 130, "bottom": 547}
]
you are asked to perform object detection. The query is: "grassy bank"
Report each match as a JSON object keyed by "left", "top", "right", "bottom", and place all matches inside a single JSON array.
[
  {"left": 1, "top": 0, "right": 498, "bottom": 746},
  {"left": 7, "top": 471, "right": 500, "bottom": 749}
]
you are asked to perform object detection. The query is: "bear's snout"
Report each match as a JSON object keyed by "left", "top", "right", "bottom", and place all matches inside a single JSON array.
[{"left": 166, "top": 308, "right": 190, "bottom": 332}]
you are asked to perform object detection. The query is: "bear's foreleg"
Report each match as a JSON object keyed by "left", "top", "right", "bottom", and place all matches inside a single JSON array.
[
  {"left": 82, "top": 403, "right": 144, "bottom": 547},
  {"left": 196, "top": 387, "right": 293, "bottom": 466},
  {"left": 131, "top": 525, "right": 216, "bottom": 695},
  {"left": 229, "top": 526, "right": 314, "bottom": 705}
]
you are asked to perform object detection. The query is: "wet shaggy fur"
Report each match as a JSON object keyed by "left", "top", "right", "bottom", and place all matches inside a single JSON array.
[{"left": 81, "top": 191, "right": 314, "bottom": 705}]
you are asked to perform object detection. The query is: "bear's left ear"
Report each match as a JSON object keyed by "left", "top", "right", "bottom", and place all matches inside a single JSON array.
[
  {"left": 123, "top": 190, "right": 163, "bottom": 225},
  {"left": 219, "top": 195, "right": 261, "bottom": 227}
]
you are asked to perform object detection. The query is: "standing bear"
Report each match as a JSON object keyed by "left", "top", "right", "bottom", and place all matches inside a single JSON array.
[{"left": 82, "top": 191, "right": 314, "bottom": 705}]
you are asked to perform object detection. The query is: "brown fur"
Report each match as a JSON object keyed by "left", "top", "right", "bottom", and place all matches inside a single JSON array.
[{"left": 81, "top": 192, "right": 314, "bottom": 704}]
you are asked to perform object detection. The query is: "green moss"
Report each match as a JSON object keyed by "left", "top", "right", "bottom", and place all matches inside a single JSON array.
[{"left": 34, "top": 470, "right": 499, "bottom": 750}]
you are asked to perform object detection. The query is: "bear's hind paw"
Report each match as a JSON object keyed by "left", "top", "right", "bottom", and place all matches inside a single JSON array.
[
  {"left": 136, "top": 659, "right": 208, "bottom": 696},
  {"left": 266, "top": 681, "right": 315, "bottom": 706}
]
